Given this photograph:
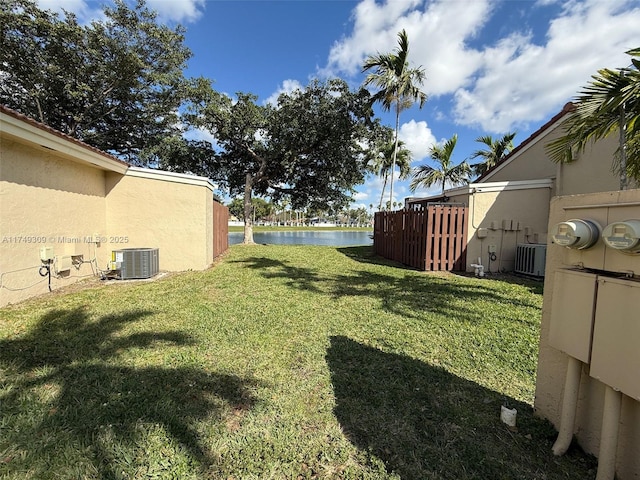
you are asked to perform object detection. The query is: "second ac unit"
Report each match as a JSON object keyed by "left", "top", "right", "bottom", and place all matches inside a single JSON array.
[{"left": 515, "top": 244, "right": 546, "bottom": 277}]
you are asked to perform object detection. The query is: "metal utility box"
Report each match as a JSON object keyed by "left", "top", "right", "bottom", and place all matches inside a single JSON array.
[
  {"left": 590, "top": 276, "right": 640, "bottom": 401},
  {"left": 40, "top": 246, "right": 54, "bottom": 262},
  {"left": 55, "top": 255, "right": 72, "bottom": 273},
  {"left": 548, "top": 269, "right": 597, "bottom": 363},
  {"left": 112, "top": 248, "right": 159, "bottom": 280}
]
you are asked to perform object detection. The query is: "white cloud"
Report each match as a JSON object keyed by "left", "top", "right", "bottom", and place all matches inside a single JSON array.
[
  {"left": 453, "top": 0, "right": 640, "bottom": 131},
  {"left": 264, "top": 79, "right": 304, "bottom": 106},
  {"left": 323, "top": 0, "right": 490, "bottom": 96},
  {"left": 360, "top": 119, "right": 438, "bottom": 208},
  {"left": 36, "top": 0, "right": 103, "bottom": 21},
  {"left": 325, "top": 0, "right": 639, "bottom": 134},
  {"left": 353, "top": 191, "right": 369, "bottom": 202},
  {"left": 183, "top": 126, "right": 217, "bottom": 146},
  {"left": 37, "top": 0, "right": 205, "bottom": 24},
  {"left": 398, "top": 120, "right": 436, "bottom": 163},
  {"left": 147, "top": 0, "right": 205, "bottom": 23},
  {"left": 324, "top": 0, "right": 421, "bottom": 76}
]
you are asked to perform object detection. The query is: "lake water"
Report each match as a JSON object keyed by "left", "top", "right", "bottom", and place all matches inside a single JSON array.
[{"left": 229, "top": 230, "right": 373, "bottom": 246}]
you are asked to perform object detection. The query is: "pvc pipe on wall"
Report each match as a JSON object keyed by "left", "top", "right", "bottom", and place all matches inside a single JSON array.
[
  {"left": 552, "top": 356, "right": 583, "bottom": 455},
  {"left": 595, "top": 386, "right": 622, "bottom": 480}
]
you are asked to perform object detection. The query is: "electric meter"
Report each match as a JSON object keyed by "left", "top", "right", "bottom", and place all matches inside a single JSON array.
[
  {"left": 601, "top": 220, "right": 640, "bottom": 253},
  {"left": 551, "top": 218, "right": 600, "bottom": 250}
]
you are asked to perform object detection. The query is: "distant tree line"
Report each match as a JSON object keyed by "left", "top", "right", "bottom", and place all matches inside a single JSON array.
[{"left": 227, "top": 198, "right": 371, "bottom": 227}]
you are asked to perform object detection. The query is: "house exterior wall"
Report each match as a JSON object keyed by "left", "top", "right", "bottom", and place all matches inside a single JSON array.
[
  {"left": 468, "top": 187, "right": 551, "bottom": 272},
  {"left": 443, "top": 182, "right": 552, "bottom": 272},
  {"left": 1, "top": 108, "right": 217, "bottom": 307},
  {"left": 105, "top": 169, "right": 214, "bottom": 272},
  {"left": 0, "top": 139, "right": 108, "bottom": 306},
  {"left": 536, "top": 189, "right": 640, "bottom": 480},
  {"left": 556, "top": 135, "right": 625, "bottom": 196}
]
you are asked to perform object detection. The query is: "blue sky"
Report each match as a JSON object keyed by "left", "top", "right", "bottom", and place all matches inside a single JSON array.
[{"left": 40, "top": 0, "right": 640, "bottom": 210}]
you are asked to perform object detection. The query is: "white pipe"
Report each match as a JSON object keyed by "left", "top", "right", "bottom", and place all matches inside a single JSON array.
[
  {"left": 552, "top": 356, "right": 583, "bottom": 455},
  {"left": 470, "top": 257, "right": 484, "bottom": 277},
  {"left": 595, "top": 386, "right": 622, "bottom": 480}
]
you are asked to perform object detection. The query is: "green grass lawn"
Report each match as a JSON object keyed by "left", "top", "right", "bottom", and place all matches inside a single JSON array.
[{"left": 0, "top": 245, "right": 596, "bottom": 479}]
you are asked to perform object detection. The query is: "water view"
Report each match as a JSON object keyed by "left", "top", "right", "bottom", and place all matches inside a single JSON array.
[{"left": 229, "top": 230, "right": 373, "bottom": 246}]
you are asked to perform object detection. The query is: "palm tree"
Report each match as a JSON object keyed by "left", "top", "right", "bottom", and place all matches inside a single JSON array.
[
  {"left": 373, "top": 139, "right": 412, "bottom": 210},
  {"left": 470, "top": 132, "right": 516, "bottom": 177},
  {"left": 410, "top": 134, "right": 470, "bottom": 194},
  {"left": 362, "top": 29, "right": 427, "bottom": 209},
  {"left": 546, "top": 47, "right": 640, "bottom": 188}
]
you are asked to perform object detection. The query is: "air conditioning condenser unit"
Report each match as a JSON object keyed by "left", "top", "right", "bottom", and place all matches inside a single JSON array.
[
  {"left": 515, "top": 244, "right": 546, "bottom": 277},
  {"left": 111, "top": 248, "right": 159, "bottom": 280}
]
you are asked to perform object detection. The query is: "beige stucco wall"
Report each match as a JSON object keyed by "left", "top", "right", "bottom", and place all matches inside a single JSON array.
[
  {"left": 535, "top": 189, "right": 640, "bottom": 480},
  {"left": 469, "top": 187, "right": 551, "bottom": 272},
  {"left": 0, "top": 139, "right": 108, "bottom": 306},
  {"left": 1, "top": 111, "right": 216, "bottom": 307},
  {"left": 105, "top": 169, "right": 214, "bottom": 272},
  {"left": 556, "top": 135, "right": 629, "bottom": 196},
  {"left": 445, "top": 183, "right": 552, "bottom": 272}
]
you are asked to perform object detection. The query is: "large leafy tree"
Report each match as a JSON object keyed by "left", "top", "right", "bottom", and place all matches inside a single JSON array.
[
  {"left": 362, "top": 29, "right": 427, "bottom": 208},
  {"left": 410, "top": 134, "right": 470, "bottom": 194},
  {"left": 373, "top": 138, "right": 412, "bottom": 210},
  {"left": 470, "top": 132, "right": 516, "bottom": 178},
  {"left": 546, "top": 48, "right": 640, "bottom": 187},
  {"left": 0, "top": 0, "right": 192, "bottom": 164},
  {"left": 182, "top": 79, "right": 378, "bottom": 244}
]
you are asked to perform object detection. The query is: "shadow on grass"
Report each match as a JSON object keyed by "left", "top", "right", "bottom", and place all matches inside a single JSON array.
[
  {"left": 230, "top": 256, "right": 323, "bottom": 293},
  {"left": 338, "top": 245, "right": 544, "bottom": 295},
  {"left": 326, "top": 336, "right": 596, "bottom": 480},
  {"left": 234, "top": 249, "right": 540, "bottom": 325},
  {"left": 0, "top": 307, "right": 260, "bottom": 478}
]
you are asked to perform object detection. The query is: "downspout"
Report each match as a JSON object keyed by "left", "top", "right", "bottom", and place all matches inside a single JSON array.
[
  {"left": 595, "top": 386, "right": 622, "bottom": 480},
  {"left": 553, "top": 354, "right": 623, "bottom": 480},
  {"left": 552, "top": 356, "right": 582, "bottom": 455},
  {"left": 469, "top": 188, "right": 485, "bottom": 271}
]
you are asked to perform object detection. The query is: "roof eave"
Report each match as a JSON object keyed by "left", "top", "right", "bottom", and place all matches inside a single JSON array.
[{"left": 1, "top": 106, "right": 129, "bottom": 174}]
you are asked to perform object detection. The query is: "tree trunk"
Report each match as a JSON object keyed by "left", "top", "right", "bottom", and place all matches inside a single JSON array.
[
  {"left": 389, "top": 104, "right": 400, "bottom": 209},
  {"left": 378, "top": 173, "right": 388, "bottom": 211},
  {"left": 243, "top": 173, "right": 255, "bottom": 244}
]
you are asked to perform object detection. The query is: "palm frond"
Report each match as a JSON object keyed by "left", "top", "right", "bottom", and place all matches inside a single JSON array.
[
  {"left": 547, "top": 47, "right": 640, "bottom": 183},
  {"left": 410, "top": 134, "right": 469, "bottom": 193},
  {"left": 409, "top": 164, "right": 439, "bottom": 191}
]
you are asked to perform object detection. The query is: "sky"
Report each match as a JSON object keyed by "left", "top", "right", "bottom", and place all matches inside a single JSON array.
[{"left": 38, "top": 0, "right": 640, "bottom": 211}]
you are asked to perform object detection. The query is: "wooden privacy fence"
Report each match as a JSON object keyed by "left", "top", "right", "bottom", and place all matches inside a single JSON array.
[
  {"left": 373, "top": 204, "right": 468, "bottom": 271},
  {"left": 213, "top": 200, "right": 229, "bottom": 258}
]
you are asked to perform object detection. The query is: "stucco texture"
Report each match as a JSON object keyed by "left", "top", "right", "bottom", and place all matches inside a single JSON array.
[
  {"left": 1, "top": 139, "right": 107, "bottom": 305},
  {"left": 105, "top": 172, "right": 214, "bottom": 272}
]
